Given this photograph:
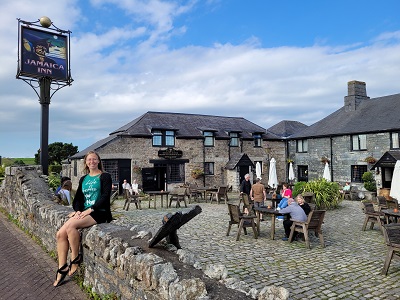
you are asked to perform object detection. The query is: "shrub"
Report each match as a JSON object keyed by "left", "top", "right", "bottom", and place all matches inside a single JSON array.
[
  {"left": 49, "top": 165, "right": 62, "bottom": 174},
  {"left": 362, "top": 171, "right": 377, "bottom": 192},
  {"left": 48, "top": 173, "right": 61, "bottom": 192},
  {"left": 292, "top": 181, "right": 307, "bottom": 197},
  {"left": 294, "top": 178, "right": 342, "bottom": 210}
]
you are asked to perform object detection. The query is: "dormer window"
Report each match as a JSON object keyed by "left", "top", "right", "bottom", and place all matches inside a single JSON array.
[
  {"left": 204, "top": 131, "right": 214, "bottom": 146},
  {"left": 229, "top": 132, "right": 239, "bottom": 147},
  {"left": 253, "top": 134, "right": 262, "bottom": 147},
  {"left": 152, "top": 130, "right": 175, "bottom": 147}
]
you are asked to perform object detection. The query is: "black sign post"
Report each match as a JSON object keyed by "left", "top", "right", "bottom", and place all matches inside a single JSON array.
[{"left": 16, "top": 17, "right": 73, "bottom": 175}]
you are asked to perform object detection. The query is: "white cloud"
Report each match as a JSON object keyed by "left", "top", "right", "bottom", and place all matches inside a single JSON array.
[{"left": 1, "top": 1, "right": 400, "bottom": 157}]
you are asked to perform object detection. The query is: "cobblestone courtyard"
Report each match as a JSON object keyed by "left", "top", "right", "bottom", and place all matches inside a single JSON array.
[{"left": 113, "top": 197, "right": 400, "bottom": 300}]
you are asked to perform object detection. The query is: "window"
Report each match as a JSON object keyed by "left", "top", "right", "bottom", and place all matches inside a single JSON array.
[
  {"left": 253, "top": 134, "right": 262, "bottom": 147},
  {"left": 229, "top": 132, "right": 239, "bottom": 147},
  {"left": 102, "top": 160, "right": 119, "bottom": 183},
  {"left": 204, "top": 162, "right": 214, "bottom": 175},
  {"left": 391, "top": 132, "right": 400, "bottom": 149},
  {"left": 167, "top": 163, "right": 185, "bottom": 183},
  {"left": 351, "top": 134, "right": 366, "bottom": 151},
  {"left": 297, "top": 139, "right": 308, "bottom": 153},
  {"left": 203, "top": 131, "right": 214, "bottom": 146},
  {"left": 297, "top": 165, "right": 308, "bottom": 182},
  {"left": 351, "top": 165, "right": 367, "bottom": 183},
  {"left": 152, "top": 130, "right": 175, "bottom": 147}
]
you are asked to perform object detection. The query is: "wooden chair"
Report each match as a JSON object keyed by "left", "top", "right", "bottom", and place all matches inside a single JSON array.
[
  {"left": 381, "top": 223, "right": 400, "bottom": 275},
  {"left": 210, "top": 186, "right": 229, "bottom": 204},
  {"left": 302, "top": 192, "right": 315, "bottom": 204},
  {"left": 362, "top": 202, "right": 385, "bottom": 232},
  {"left": 387, "top": 199, "right": 399, "bottom": 209},
  {"left": 377, "top": 196, "right": 388, "bottom": 211},
  {"left": 169, "top": 187, "right": 188, "bottom": 208},
  {"left": 188, "top": 183, "right": 203, "bottom": 203},
  {"left": 226, "top": 203, "right": 258, "bottom": 241},
  {"left": 123, "top": 189, "right": 141, "bottom": 210},
  {"left": 288, "top": 210, "right": 326, "bottom": 249}
]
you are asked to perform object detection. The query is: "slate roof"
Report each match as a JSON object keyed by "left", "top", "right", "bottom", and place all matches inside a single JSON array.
[
  {"left": 110, "top": 111, "right": 267, "bottom": 139},
  {"left": 267, "top": 120, "right": 308, "bottom": 139},
  {"left": 71, "top": 111, "right": 267, "bottom": 159},
  {"left": 225, "top": 153, "right": 255, "bottom": 170},
  {"left": 372, "top": 150, "right": 400, "bottom": 169},
  {"left": 290, "top": 93, "right": 400, "bottom": 139}
]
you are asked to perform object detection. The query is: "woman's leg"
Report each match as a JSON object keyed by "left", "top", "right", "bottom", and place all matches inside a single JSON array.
[
  {"left": 53, "top": 222, "right": 71, "bottom": 286},
  {"left": 65, "top": 216, "right": 97, "bottom": 276}
]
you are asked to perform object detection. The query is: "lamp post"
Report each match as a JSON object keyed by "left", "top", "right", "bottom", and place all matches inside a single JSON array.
[{"left": 16, "top": 16, "right": 73, "bottom": 175}]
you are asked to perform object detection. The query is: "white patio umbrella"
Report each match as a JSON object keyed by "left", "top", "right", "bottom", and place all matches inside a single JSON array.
[
  {"left": 256, "top": 162, "right": 262, "bottom": 179},
  {"left": 288, "top": 162, "right": 295, "bottom": 181},
  {"left": 323, "top": 162, "right": 331, "bottom": 182},
  {"left": 268, "top": 158, "right": 279, "bottom": 188},
  {"left": 389, "top": 160, "right": 400, "bottom": 200}
]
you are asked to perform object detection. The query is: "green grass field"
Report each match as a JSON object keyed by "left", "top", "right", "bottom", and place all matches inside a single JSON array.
[{"left": 1, "top": 158, "right": 36, "bottom": 166}]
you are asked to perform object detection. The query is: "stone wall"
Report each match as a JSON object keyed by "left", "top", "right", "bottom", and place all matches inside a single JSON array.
[{"left": 0, "top": 166, "right": 289, "bottom": 300}]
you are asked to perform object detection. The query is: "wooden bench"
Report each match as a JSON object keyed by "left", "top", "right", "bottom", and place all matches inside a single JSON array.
[
  {"left": 169, "top": 187, "right": 188, "bottom": 208},
  {"left": 123, "top": 189, "right": 141, "bottom": 210}
]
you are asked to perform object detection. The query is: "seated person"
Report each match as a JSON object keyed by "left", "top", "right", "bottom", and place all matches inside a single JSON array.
[
  {"left": 131, "top": 179, "right": 139, "bottom": 195},
  {"left": 122, "top": 179, "right": 131, "bottom": 191},
  {"left": 279, "top": 198, "right": 307, "bottom": 241},
  {"left": 280, "top": 183, "right": 292, "bottom": 197},
  {"left": 343, "top": 182, "right": 350, "bottom": 191},
  {"left": 57, "top": 180, "right": 72, "bottom": 205},
  {"left": 276, "top": 183, "right": 292, "bottom": 219},
  {"left": 296, "top": 194, "right": 311, "bottom": 215}
]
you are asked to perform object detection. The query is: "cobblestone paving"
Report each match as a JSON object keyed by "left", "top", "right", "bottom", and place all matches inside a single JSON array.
[{"left": 113, "top": 197, "right": 400, "bottom": 300}]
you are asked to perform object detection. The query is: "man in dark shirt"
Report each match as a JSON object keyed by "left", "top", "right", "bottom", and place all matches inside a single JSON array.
[{"left": 240, "top": 173, "right": 252, "bottom": 196}]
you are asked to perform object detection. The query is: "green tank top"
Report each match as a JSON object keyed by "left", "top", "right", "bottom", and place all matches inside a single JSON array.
[{"left": 82, "top": 174, "right": 101, "bottom": 210}]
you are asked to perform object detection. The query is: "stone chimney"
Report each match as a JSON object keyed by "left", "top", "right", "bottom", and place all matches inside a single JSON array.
[{"left": 344, "top": 80, "right": 369, "bottom": 112}]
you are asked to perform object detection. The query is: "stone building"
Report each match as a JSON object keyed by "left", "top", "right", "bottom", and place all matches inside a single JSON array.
[
  {"left": 67, "top": 112, "right": 287, "bottom": 192},
  {"left": 287, "top": 80, "right": 400, "bottom": 194}
]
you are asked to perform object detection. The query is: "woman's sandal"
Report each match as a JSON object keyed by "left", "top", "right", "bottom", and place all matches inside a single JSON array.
[
  {"left": 68, "top": 254, "right": 82, "bottom": 277},
  {"left": 53, "top": 263, "right": 69, "bottom": 287}
]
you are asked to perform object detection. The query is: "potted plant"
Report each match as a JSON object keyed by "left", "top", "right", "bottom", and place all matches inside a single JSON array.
[
  {"left": 320, "top": 157, "right": 330, "bottom": 164},
  {"left": 133, "top": 165, "right": 142, "bottom": 174},
  {"left": 362, "top": 171, "right": 377, "bottom": 201},
  {"left": 191, "top": 168, "right": 204, "bottom": 179},
  {"left": 364, "top": 156, "right": 377, "bottom": 164}
]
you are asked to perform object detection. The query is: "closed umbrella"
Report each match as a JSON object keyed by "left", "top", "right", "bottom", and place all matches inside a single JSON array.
[
  {"left": 323, "top": 162, "right": 331, "bottom": 182},
  {"left": 256, "top": 162, "right": 262, "bottom": 179},
  {"left": 288, "top": 162, "right": 295, "bottom": 181},
  {"left": 268, "top": 158, "right": 278, "bottom": 188},
  {"left": 390, "top": 160, "right": 400, "bottom": 200}
]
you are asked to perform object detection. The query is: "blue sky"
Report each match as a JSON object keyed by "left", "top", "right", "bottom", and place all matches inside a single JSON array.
[{"left": 1, "top": 0, "right": 400, "bottom": 158}]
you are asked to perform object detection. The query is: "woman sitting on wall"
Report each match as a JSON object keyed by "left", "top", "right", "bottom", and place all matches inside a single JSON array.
[{"left": 53, "top": 150, "right": 112, "bottom": 287}]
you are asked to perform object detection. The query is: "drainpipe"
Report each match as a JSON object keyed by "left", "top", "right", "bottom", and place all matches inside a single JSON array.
[
  {"left": 283, "top": 139, "right": 288, "bottom": 182},
  {"left": 330, "top": 136, "right": 333, "bottom": 181},
  {"left": 203, "top": 138, "right": 206, "bottom": 187}
]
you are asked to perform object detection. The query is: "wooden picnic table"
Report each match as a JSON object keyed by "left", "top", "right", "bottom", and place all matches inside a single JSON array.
[
  {"left": 145, "top": 191, "right": 170, "bottom": 208},
  {"left": 197, "top": 187, "right": 218, "bottom": 202},
  {"left": 253, "top": 206, "right": 285, "bottom": 240},
  {"left": 381, "top": 208, "right": 400, "bottom": 224}
]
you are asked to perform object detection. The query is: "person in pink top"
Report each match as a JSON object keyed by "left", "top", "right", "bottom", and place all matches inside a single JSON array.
[{"left": 277, "top": 183, "right": 292, "bottom": 210}]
